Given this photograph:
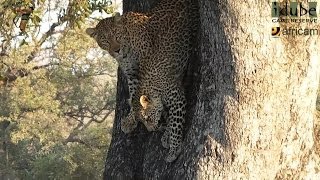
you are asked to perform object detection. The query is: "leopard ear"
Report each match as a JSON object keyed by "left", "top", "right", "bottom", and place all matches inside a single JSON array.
[
  {"left": 85, "top": 28, "right": 96, "bottom": 37},
  {"left": 140, "top": 95, "right": 150, "bottom": 109},
  {"left": 113, "top": 12, "right": 122, "bottom": 23}
]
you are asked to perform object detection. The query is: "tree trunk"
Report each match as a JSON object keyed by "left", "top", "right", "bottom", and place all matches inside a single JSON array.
[{"left": 104, "top": 0, "right": 320, "bottom": 179}]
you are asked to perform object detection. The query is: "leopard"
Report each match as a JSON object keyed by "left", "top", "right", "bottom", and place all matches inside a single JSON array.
[
  {"left": 86, "top": 0, "right": 198, "bottom": 162},
  {"left": 86, "top": 12, "right": 151, "bottom": 109}
]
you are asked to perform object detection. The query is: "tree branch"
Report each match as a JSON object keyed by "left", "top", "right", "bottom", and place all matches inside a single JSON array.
[
  {"left": 0, "top": 62, "right": 60, "bottom": 84},
  {"left": 64, "top": 136, "right": 91, "bottom": 147},
  {"left": 26, "top": 22, "right": 65, "bottom": 63}
]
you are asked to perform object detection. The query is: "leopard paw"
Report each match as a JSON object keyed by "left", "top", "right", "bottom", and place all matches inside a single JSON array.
[
  {"left": 165, "top": 145, "right": 182, "bottom": 163},
  {"left": 121, "top": 112, "right": 137, "bottom": 134}
]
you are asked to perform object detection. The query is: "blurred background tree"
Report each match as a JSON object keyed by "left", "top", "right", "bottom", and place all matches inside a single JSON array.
[{"left": 0, "top": 0, "right": 121, "bottom": 179}]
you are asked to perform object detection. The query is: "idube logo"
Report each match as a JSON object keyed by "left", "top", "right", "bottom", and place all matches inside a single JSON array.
[
  {"left": 272, "top": 1, "right": 317, "bottom": 19},
  {"left": 271, "top": 1, "right": 319, "bottom": 37}
]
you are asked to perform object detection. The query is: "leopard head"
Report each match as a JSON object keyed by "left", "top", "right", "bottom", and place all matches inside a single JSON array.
[
  {"left": 86, "top": 12, "right": 122, "bottom": 59},
  {"left": 140, "top": 95, "right": 163, "bottom": 131}
]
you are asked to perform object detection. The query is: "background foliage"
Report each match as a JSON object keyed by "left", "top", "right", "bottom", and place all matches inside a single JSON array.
[{"left": 0, "top": 0, "right": 119, "bottom": 179}]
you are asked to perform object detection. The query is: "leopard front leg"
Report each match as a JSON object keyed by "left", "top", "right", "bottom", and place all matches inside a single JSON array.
[
  {"left": 163, "top": 90, "right": 186, "bottom": 162},
  {"left": 118, "top": 52, "right": 139, "bottom": 110},
  {"left": 127, "top": 78, "right": 138, "bottom": 108},
  {"left": 121, "top": 77, "right": 139, "bottom": 134},
  {"left": 160, "top": 110, "right": 170, "bottom": 148},
  {"left": 120, "top": 76, "right": 138, "bottom": 133},
  {"left": 165, "top": 114, "right": 184, "bottom": 162}
]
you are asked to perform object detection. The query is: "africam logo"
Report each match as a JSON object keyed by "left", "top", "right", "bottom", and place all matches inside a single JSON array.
[{"left": 271, "top": 26, "right": 319, "bottom": 37}]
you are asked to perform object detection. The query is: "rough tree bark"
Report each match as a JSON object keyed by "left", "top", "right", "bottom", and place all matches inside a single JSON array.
[{"left": 104, "top": 0, "right": 320, "bottom": 179}]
